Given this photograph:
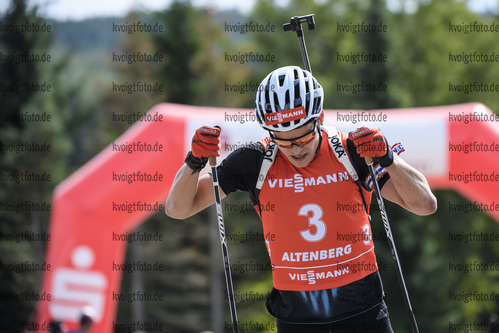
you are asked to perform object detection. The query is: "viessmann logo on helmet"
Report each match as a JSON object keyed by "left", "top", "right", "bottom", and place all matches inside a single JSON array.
[{"left": 264, "top": 106, "right": 306, "bottom": 125}]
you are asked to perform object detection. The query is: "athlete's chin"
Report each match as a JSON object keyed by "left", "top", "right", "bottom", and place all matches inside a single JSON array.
[{"left": 289, "top": 154, "right": 312, "bottom": 168}]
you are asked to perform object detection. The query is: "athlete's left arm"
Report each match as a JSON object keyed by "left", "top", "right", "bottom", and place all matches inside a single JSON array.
[
  {"left": 348, "top": 126, "right": 437, "bottom": 216},
  {"left": 380, "top": 154, "right": 437, "bottom": 216}
]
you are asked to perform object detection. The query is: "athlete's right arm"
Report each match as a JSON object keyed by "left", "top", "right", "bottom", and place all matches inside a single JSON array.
[
  {"left": 165, "top": 165, "right": 226, "bottom": 219},
  {"left": 165, "top": 126, "right": 225, "bottom": 220}
]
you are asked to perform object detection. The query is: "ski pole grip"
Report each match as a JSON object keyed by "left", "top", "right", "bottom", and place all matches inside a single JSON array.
[
  {"left": 365, "top": 157, "right": 374, "bottom": 165},
  {"left": 208, "top": 125, "right": 221, "bottom": 167}
]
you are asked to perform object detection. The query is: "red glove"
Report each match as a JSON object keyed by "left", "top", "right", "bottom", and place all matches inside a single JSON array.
[
  {"left": 349, "top": 127, "right": 395, "bottom": 168},
  {"left": 191, "top": 126, "right": 221, "bottom": 158},
  {"left": 185, "top": 126, "right": 221, "bottom": 174}
]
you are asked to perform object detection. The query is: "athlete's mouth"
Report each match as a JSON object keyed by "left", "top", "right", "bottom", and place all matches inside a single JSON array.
[{"left": 291, "top": 153, "right": 307, "bottom": 161}]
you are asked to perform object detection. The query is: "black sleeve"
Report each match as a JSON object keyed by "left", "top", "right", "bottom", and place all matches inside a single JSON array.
[
  {"left": 216, "top": 142, "right": 264, "bottom": 202},
  {"left": 346, "top": 138, "right": 390, "bottom": 191}
]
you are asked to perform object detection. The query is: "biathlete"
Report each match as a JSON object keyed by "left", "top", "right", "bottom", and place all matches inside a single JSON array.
[{"left": 166, "top": 66, "right": 437, "bottom": 332}]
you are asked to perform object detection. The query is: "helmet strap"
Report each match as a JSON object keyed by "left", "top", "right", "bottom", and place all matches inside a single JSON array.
[{"left": 314, "top": 122, "right": 322, "bottom": 156}]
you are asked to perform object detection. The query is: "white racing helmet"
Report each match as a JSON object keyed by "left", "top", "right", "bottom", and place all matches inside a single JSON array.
[{"left": 255, "top": 66, "right": 323, "bottom": 132}]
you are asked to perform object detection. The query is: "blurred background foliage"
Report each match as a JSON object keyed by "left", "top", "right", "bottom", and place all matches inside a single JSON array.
[{"left": 1, "top": 0, "right": 499, "bottom": 331}]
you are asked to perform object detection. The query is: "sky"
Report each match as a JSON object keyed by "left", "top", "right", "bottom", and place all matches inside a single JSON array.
[
  {"left": 0, "top": 0, "right": 260, "bottom": 20},
  {"left": 0, "top": 0, "right": 497, "bottom": 21}
]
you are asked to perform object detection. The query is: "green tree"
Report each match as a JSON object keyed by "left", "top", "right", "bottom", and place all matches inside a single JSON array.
[
  {"left": 154, "top": 0, "right": 201, "bottom": 104},
  {"left": 0, "top": 0, "right": 45, "bottom": 131},
  {"left": 357, "top": 0, "right": 395, "bottom": 109},
  {"left": 0, "top": 0, "right": 88, "bottom": 329},
  {"left": 0, "top": 0, "right": 54, "bottom": 326}
]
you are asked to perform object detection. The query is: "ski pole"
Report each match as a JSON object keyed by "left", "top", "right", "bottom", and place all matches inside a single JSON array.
[
  {"left": 208, "top": 127, "right": 239, "bottom": 333},
  {"left": 365, "top": 157, "right": 419, "bottom": 333},
  {"left": 283, "top": 14, "right": 316, "bottom": 73}
]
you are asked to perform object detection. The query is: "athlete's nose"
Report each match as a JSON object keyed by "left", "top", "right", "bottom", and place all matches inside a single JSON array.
[{"left": 290, "top": 144, "right": 305, "bottom": 155}]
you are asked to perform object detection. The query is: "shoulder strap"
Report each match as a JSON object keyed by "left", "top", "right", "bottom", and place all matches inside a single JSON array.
[
  {"left": 322, "top": 125, "right": 370, "bottom": 218},
  {"left": 254, "top": 140, "right": 278, "bottom": 217},
  {"left": 256, "top": 140, "right": 278, "bottom": 191},
  {"left": 321, "top": 125, "right": 359, "bottom": 182}
]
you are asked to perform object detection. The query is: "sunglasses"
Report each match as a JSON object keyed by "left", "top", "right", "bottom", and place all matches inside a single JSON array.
[{"left": 270, "top": 123, "right": 317, "bottom": 148}]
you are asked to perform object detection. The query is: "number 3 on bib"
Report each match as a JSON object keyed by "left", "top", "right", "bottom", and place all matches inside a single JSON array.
[{"left": 299, "top": 203, "right": 326, "bottom": 242}]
